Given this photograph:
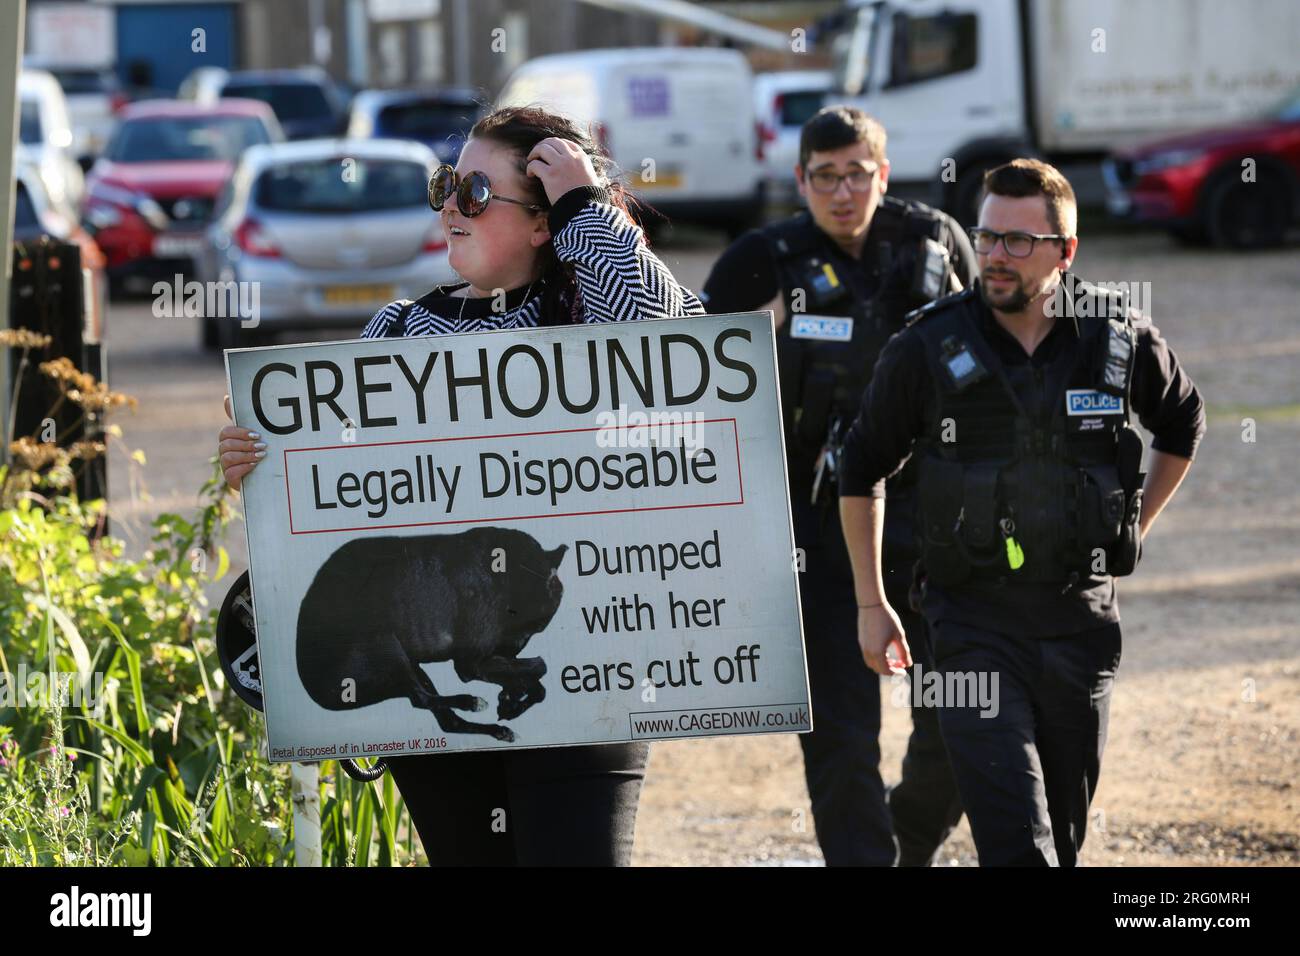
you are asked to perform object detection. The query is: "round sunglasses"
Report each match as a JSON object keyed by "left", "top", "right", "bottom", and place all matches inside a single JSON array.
[{"left": 427, "top": 164, "right": 548, "bottom": 218}]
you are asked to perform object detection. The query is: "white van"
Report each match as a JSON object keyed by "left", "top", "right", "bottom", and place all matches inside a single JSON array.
[
  {"left": 497, "top": 47, "right": 764, "bottom": 235},
  {"left": 753, "top": 70, "right": 830, "bottom": 204}
]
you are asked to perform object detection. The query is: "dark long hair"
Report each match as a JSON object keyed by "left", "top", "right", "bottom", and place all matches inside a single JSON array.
[{"left": 469, "top": 105, "right": 648, "bottom": 325}]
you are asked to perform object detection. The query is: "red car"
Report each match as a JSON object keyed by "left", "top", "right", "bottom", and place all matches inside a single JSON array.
[
  {"left": 1103, "top": 86, "right": 1300, "bottom": 248},
  {"left": 80, "top": 99, "right": 284, "bottom": 292}
]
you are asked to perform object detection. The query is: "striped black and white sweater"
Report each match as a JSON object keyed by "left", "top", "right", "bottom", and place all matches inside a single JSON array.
[{"left": 360, "top": 184, "right": 705, "bottom": 340}]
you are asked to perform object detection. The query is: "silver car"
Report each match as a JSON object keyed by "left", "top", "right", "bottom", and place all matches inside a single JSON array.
[{"left": 196, "top": 138, "right": 455, "bottom": 351}]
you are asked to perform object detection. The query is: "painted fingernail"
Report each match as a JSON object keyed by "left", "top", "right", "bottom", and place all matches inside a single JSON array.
[
  {"left": 248, "top": 431, "right": 261, "bottom": 439},
  {"left": 254, "top": 451, "right": 267, "bottom": 459},
  {"left": 253, "top": 442, "right": 267, "bottom": 449}
]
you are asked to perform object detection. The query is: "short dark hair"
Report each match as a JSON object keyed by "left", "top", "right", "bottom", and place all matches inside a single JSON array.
[
  {"left": 469, "top": 105, "right": 645, "bottom": 324},
  {"left": 798, "top": 105, "right": 886, "bottom": 169},
  {"left": 980, "top": 158, "right": 1078, "bottom": 236}
]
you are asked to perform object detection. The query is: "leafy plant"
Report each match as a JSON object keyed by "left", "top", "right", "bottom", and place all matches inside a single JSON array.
[{"left": 1, "top": 332, "right": 423, "bottom": 865}]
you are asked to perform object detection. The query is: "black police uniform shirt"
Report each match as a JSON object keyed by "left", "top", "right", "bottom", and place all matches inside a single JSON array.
[
  {"left": 838, "top": 275, "right": 1207, "bottom": 637},
  {"left": 698, "top": 197, "right": 977, "bottom": 329},
  {"left": 698, "top": 198, "right": 977, "bottom": 486},
  {"left": 699, "top": 197, "right": 977, "bottom": 585}
]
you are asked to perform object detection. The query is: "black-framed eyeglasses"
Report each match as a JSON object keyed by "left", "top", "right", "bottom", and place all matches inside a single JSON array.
[
  {"left": 806, "top": 164, "right": 880, "bottom": 194},
  {"left": 967, "top": 227, "right": 1070, "bottom": 258},
  {"left": 427, "top": 164, "right": 548, "bottom": 218}
]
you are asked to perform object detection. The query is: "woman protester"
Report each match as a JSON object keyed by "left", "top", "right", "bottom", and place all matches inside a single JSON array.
[{"left": 216, "top": 105, "right": 706, "bottom": 865}]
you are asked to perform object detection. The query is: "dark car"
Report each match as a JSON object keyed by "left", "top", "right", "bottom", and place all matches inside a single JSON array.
[
  {"left": 1103, "top": 85, "right": 1300, "bottom": 248},
  {"left": 183, "top": 67, "right": 350, "bottom": 140},
  {"left": 345, "top": 88, "right": 483, "bottom": 163}
]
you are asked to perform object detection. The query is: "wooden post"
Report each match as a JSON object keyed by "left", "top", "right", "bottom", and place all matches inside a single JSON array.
[{"left": 291, "top": 762, "right": 322, "bottom": 866}]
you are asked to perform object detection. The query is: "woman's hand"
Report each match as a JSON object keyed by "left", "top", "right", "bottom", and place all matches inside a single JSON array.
[
  {"left": 525, "top": 137, "right": 600, "bottom": 205},
  {"left": 218, "top": 393, "right": 265, "bottom": 492}
]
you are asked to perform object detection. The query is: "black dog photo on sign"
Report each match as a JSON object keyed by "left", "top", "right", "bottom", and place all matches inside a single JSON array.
[{"left": 296, "top": 527, "right": 568, "bottom": 743}]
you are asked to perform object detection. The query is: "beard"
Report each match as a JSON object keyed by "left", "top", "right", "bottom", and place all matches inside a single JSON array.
[{"left": 978, "top": 268, "right": 1036, "bottom": 312}]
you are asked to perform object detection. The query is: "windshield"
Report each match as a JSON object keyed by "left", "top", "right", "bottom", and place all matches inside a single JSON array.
[
  {"left": 778, "top": 90, "right": 828, "bottom": 127},
  {"left": 14, "top": 182, "right": 40, "bottom": 229},
  {"left": 106, "top": 115, "right": 271, "bottom": 162},
  {"left": 255, "top": 158, "right": 429, "bottom": 213},
  {"left": 223, "top": 82, "right": 333, "bottom": 122},
  {"left": 19, "top": 99, "right": 43, "bottom": 145},
  {"left": 375, "top": 101, "right": 477, "bottom": 142},
  {"left": 830, "top": 5, "right": 877, "bottom": 96},
  {"left": 1272, "top": 85, "right": 1300, "bottom": 122},
  {"left": 52, "top": 69, "right": 120, "bottom": 95}
]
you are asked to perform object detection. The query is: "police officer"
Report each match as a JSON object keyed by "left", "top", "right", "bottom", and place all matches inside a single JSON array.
[
  {"left": 700, "top": 106, "right": 976, "bottom": 866},
  {"left": 839, "top": 158, "right": 1207, "bottom": 866}
]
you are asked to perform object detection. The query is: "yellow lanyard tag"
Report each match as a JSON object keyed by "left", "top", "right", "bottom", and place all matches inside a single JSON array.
[{"left": 1005, "top": 535, "right": 1025, "bottom": 570}]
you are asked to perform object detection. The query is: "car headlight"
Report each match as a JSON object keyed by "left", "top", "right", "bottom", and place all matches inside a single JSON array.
[
  {"left": 85, "top": 205, "right": 123, "bottom": 229},
  {"left": 136, "top": 198, "right": 170, "bottom": 231},
  {"left": 86, "top": 181, "right": 171, "bottom": 231},
  {"left": 1133, "top": 149, "right": 1206, "bottom": 176}
]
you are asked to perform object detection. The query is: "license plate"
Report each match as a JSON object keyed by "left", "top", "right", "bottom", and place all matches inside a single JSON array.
[
  {"left": 637, "top": 170, "right": 684, "bottom": 190},
  {"left": 322, "top": 284, "right": 394, "bottom": 306},
  {"left": 153, "top": 234, "right": 205, "bottom": 257}
]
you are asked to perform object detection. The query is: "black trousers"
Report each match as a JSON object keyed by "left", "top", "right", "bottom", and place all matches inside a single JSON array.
[
  {"left": 385, "top": 742, "right": 650, "bottom": 866},
  {"left": 797, "top": 568, "right": 894, "bottom": 865},
  {"left": 889, "top": 607, "right": 966, "bottom": 867},
  {"left": 924, "top": 616, "right": 1122, "bottom": 866},
  {"left": 795, "top": 494, "right": 962, "bottom": 866}
]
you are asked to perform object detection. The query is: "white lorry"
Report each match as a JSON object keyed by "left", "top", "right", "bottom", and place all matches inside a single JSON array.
[{"left": 824, "top": 0, "right": 1300, "bottom": 222}]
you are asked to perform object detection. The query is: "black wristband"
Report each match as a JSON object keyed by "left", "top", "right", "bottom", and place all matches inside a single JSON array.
[{"left": 547, "top": 184, "right": 613, "bottom": 235}]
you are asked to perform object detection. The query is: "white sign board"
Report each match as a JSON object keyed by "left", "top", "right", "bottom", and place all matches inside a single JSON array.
[
  {"left": 225, "top": 313, "right": 810, "bottom": 761},
  {"left": 28, "top": 3, "right": 116, "bottom": 68}
]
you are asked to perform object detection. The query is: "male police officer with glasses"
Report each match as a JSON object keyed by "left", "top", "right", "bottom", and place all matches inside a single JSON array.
[
  {"left": 700, "top": 106, "right": 976, "bottom": 866},
  {"left": 839, "top": 159, "right": 1206, "bottom": 866}
]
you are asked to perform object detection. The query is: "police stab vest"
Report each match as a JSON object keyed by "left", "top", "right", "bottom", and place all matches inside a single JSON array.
[
  {"left": 762, "top": 197, "right": 952, "bottom": 468},
  {"left": 909, "top": 279, "right": 1145, "bottom": 588}
]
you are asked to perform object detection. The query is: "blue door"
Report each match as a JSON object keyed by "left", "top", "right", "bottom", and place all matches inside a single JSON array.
[{"left": 116, "top": 3, "right": 238, "bottom": 94}]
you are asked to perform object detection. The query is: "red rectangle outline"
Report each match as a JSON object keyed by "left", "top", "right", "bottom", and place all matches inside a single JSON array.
[{"left": 283, "top": 418, "right": 744, "bottom": 535}]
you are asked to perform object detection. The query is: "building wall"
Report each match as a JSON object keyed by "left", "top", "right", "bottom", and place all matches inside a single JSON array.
[
  {"left": 27, "top": 0, "right": 828, "bottom": 98},
  {"left": 241, "top": 0, "right": 353, "bottom": 81},
  {"left": 242, "top": 0, "right": 661, "bottom": 98}
]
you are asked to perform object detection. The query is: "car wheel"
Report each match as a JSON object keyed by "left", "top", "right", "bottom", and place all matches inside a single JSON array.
[
  {"left": 722, "top": 219, "right": 750, "bottom": 241},
  {"left": 200, "top": 314, "right": 220, "bottom": 351},
  {"left": 216, "top": 315, "right": 262, "bottom": 352},
  {"left": 1204, "top": 168, "right": 1291, "bottom": 249},
  {"left": 723, "top": 202, "right": 764, "bottom": 241},
  {"left": 1168, "top": 222, "right": 1209, "bottom": 246}
]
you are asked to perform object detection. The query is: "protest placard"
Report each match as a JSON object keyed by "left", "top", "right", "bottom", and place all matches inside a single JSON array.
[{"left": 224, "top": 311, "right": 809, "bottom": 760}]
